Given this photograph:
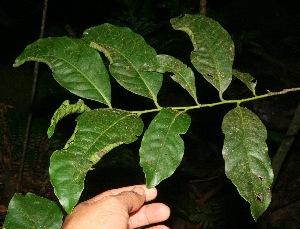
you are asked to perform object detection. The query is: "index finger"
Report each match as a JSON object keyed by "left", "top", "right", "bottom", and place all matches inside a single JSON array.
[{"left": 89, "top": 184, "right": 157, "bottom": 202}]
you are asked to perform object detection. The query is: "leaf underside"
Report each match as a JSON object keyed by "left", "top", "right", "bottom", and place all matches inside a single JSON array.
[
  {"left": 50, "top": 108, "right": 144, "bottom": 213},
  {"left": 140, "top": 108, "right": 191, "bottom": 187},
  {"left": 222, "top": 107, "right": 273, "bottom": 220}
]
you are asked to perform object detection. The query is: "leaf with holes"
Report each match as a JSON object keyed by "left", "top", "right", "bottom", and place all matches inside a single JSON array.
[
  {"left": 222, "top": 107, "right": 273, "bottom": 220},
  {"left": 171, "top": 14, "right": 234, "bottom": 97},
  {"left": 140, "top": 108, "right": 191, "bottom": 187},
  {"left": 14, "top": 37, "right": 111, "bottom": 106},
  {"left": 82, "top": 24, "right": 163, "bottom": 104},
  {"left": 3, "top": 193, "right": 63, "bottom": 229},
  {"left": 50, "top": 109, "right": 144, "bottom": 213}
]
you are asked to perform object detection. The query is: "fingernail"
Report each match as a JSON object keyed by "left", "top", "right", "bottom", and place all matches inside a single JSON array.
[{"left": 132, "top": 187, "right": 145, "bottom": 196}]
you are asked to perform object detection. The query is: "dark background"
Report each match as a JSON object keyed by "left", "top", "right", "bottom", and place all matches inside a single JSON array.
[{"left": 1, "top": 0, "right": 300, "bottom": 228}]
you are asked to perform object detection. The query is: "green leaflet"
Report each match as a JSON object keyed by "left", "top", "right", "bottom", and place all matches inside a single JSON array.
[
  {"left": 47, "top": 99, "right": 91, "bottom": 138},
  {"left": 82, "top": 24, "right": 163, "bottom": 105},
  {"left": 14, "top": 37, "right": 112, "bottom": 106},
  {"left": 49, "top": 109, "right": 144, "bottom": 213},
  {"left": 146, "top": 54, "right": 199, "bottom": 104},
  {"left": 171, "top": 14, "right": 234, "bottom": 98},
  {"left": 3, "top": 193, "right": 63, "bottom": 229},
  {"left": 140, "top": 108, "right": 191, "bottom": 187},
  {"left": 222, "top": 107, "right": 273, "bottom": 220},
  {"left": 232, "top": 69, "right": 257, "bottom": 96}
]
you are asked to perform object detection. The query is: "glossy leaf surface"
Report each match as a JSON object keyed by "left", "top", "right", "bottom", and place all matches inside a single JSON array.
[
  {"left": 222, "top": 107, "right": 273, "bottom": 220},
  {"left": 14, "top": 37, "right": 111, "bottom": 106},
  {"left": 3, "top": 193, "right": 63, "bottom": 229},
  {"left": 47, "top": 99, "right": 91, "bottom": 138},
  {"left": 83, "top": 24, "right": 162, "bottom": 103},
  {"left": 140, "top": 108, "right": 191, "bottom": 187},
  {"left": 50, "top": 109, "right": 144, "bottom": 213},
  {"left": 171, "top": 14, "right": 234, "bottom": 96}
]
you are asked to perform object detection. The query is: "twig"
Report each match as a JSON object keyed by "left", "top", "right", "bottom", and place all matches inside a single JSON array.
[
  {"left": 0, "top": 103, "right": 14, "bottom": 171},
  {"left": 17, "top": 0, "right": 49, "bottom": 192},
  {"left": 200, "top": 0, "right": 207, "bottom": 16},
  {"left": 132, "top": 87, "right": 300, "bottom": 115}
]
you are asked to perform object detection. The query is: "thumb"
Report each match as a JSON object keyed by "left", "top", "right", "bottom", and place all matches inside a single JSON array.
[{"left": 115, "top": 187, "right": 146, "bottom": 214}]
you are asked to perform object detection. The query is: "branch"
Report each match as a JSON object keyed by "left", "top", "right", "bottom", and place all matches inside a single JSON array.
[
  {"left": 132, "top": 87, "right": 300, "bottom": 115},
  {"left": 18, "top": 0, "right": 49, "bottom": 192}
]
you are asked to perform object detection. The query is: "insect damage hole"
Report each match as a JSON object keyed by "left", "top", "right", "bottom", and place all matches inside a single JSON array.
[
  {"left": 258, "top": 175, "right": 265, "bottom": 181},
  {"left": 255, "top": 193, "right": 264, "bottom": 202}
]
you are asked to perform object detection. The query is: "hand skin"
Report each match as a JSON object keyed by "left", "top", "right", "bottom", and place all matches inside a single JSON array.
[{"left": 62, "top": 184, "right": 170, "bottom": 229}]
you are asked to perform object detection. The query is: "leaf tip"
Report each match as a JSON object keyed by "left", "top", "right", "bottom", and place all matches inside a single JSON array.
[
  {"left": 47, "top": 127, "right": 54, "bottom": 138},
  {"left": 13, "top": 59, "right": 23, "bottom": 68}
]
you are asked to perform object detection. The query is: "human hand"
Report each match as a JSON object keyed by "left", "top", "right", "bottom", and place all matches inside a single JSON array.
[{"left": 62, "top": 184, "right": 170, "bottom": 229}]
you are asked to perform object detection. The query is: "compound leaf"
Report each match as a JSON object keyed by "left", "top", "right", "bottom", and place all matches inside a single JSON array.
[
  {"left": 222, "top": 107, "right": 273, "bottom": 220},
  {"left": 82, "top": 24, "right": 162, "bottom": 104},
  {"left": 3, "top": 193, "right": 63, "bottom": 229},
  {"left": 140, "top": 108, "right": 191, "bottom": 187},
  {"left": 14, "top": 37, "right": 111, "bottom": 106},
  {"left": 171, "top": 14, "right": 234, "bottom": 97},
  {"left": 47, "top": 99, "right": 91, "bottom": 138},
  {"left": 49, "top": 109, "right": 144, "bottom": 213}
]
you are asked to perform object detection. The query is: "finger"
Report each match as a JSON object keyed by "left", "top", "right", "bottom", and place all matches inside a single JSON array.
[
  {"left": 89, "top": 185, "right": 157, "bottom": 202},
  {"left": 147, "top": 226, "right": 170, "bottom": 229},
  {"left": 113, "top": 187, "right": 146, "bottom": 213},
  {"left": 128, "top": 203, "right": 170, "bottom": 229}
]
